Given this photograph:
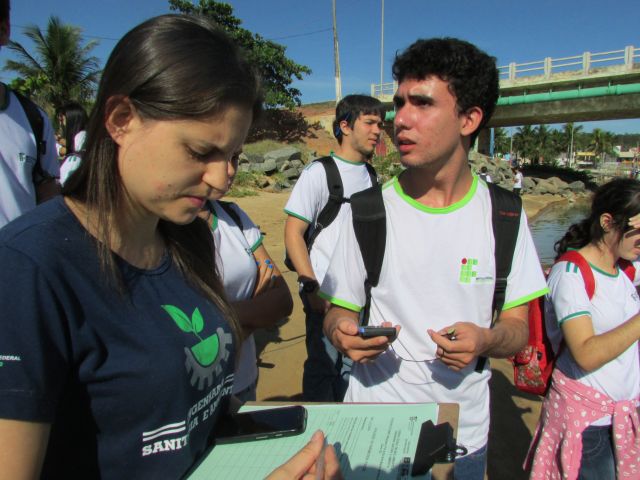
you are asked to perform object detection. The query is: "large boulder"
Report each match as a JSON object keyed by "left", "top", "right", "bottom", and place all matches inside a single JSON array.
[
  {"left": 547, "top": 176, "right": 570, "bottom": 190},
  {"left": 245, "top": 152, "right": 264, "bottom": 164},
  {"left": 250, "top": 158, "right": 277, "bottom": 174},
  {"left": 523, "top": 177, "right": 536, "bottom": 191},
  {"left": 533, "top": 178, "right": 560, "bottom": 195},
  {"left": 264, "top": 146, "right": 302, "bottom": 169},
  {"left": 281, "top": 167, "right": 301, "bottom": 180},
  {"left": 567, "top": 180, "right": 586, "bottom": 192}
]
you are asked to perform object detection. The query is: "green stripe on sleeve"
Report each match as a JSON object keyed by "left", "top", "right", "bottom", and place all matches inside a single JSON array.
[
  {"left": 284, "top": 209, "right": 311, "bottom": 224},
  {"left": 250, "top": 236, "right": 263, "bottom": 252},
  {"left": 502, "top": 287, "right": 549, "bottom": 311},
  {"left": 317, "top": 291, "right": 363, "bottom": 312},
  {"left": 559, "top": 311, "right": 591, "bottom": 325}
]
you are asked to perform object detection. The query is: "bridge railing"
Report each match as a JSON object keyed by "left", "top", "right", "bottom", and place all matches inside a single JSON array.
[
  {"left": 371, "top": 46, "right": 640, "bottom": 98},
  {"left": 498, "top": 45, "right": 639, "bottom": 81},
  {"left": 371, "top": 81, "right": 397, "bottom": 99}
]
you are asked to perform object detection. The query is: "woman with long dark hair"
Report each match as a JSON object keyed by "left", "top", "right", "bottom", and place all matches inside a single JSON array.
[
  {"left": 0, "top": 15, "right": 338, "bottom": 479},
  {"left": 527, "top": 178, "right": 640, "bottom": 480}
]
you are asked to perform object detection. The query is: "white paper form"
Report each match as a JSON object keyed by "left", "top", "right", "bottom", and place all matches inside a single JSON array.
[{"left": 187, "top": 403, "right": 438, "bottom": 480}]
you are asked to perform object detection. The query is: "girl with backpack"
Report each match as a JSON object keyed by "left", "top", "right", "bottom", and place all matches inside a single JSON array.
[
  {"left": 527, "top": 178, "right": 640, "bottom": 480},
  {"left": 198, "top": 159, "right": 293, "bottom": 403}
]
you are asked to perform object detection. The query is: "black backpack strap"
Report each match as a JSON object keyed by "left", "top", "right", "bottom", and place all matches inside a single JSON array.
[
  {"left": 351, "top": 184, "right": 386, "bottom": 326},
  {"left": 12, "top": 90, "right": 50, "bottom": 185},
  {"left": 305, "top": 156, "right": 346, "bottom": 251},
  {"left": 475, "top": 182, "right": 522, "bottom": 372},
  {"left": 216, "top": 200, "right": 244, "bottom": 231},
  {"left": 364, "top": 162, "right": 378, "bottom": 186}
]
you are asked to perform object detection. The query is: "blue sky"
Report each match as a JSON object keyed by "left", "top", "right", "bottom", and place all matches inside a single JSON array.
[{"left": 4, "top": 0, "right": 640, "bottom": 134}]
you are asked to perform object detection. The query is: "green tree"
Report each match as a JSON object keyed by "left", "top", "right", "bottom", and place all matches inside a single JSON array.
[
  {"left": 493, "top": 127, "right": 510, "bottom": 156},
  {"left": 561, "top": 123, "right": 583, "bottom": 167},
  {"left": 169, "top": 0, "right": 311, "bottom": 110},
  {"left": 513, "top": 125, "right": 537, "bottom": 164},
  {"left": 589, "top": 128, "right": 615, "bottom": 165},
  {"left": 3, "top": 16, "right": 100, "bottom": 112},
  {"left": 534, "top": 124, "right": 552, "bottom": 164}
]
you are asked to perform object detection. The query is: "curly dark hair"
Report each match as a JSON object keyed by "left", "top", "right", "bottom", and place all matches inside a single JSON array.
[
  {"left": 555, "top": 178, "right": 640, "bottom": 259},
  {"left": 392, "top": 37, "right": 499, "bottom": 144},
  {"left": 332, "top": 94, "right": 385, "bottom": 144},
  {"left": 0, "top": 0, "right": 9, "bottom": 23}
]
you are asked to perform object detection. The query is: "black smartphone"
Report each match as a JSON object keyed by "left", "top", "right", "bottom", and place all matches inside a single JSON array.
[
  {"left": 214, "top": 406, "right": 307, "bottom": 444},
  {"left": 358, "top": 326, "right": 397, "bottom": 341}
]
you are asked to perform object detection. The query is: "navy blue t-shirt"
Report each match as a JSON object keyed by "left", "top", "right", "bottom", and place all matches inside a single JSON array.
[{"left": 0, "top": 197, "right": 235, "bottom": 479}]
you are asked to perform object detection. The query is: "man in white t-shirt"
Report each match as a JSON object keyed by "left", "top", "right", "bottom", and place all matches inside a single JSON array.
[
  {"left": 0, "top": 0, "right": 59, "bottom": 229},
  {"left": 284, "top": 94, "right": 384, "bottom": 401},
  {"left": 513, "top": 166, "right": 524, "bottom": 195},
  {"left": 319, "top": 38, "right": 547, "bottom": 479}
]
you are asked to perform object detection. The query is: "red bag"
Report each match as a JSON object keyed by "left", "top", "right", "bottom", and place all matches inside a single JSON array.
[{"left": 511, "top": 251, "right": 636, "bottom": 396}]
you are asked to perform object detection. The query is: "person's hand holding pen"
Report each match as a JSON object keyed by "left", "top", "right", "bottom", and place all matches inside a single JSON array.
[
  {"left": 266, "top": 430, "right": 343, "bottom": 480},
  {"left": 428, "top": 322, "right": 490, "bottom": 371}
]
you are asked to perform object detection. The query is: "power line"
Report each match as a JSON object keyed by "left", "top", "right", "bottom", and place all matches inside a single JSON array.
[
  {"left": 11, "top": 23, "right": 119, "bottom": 42},
  {"left": 266, "top": 27, "right": 331, "bottom": 41},
  {"left": 11, "top": 21, "right": 328, "bottom": 43}
]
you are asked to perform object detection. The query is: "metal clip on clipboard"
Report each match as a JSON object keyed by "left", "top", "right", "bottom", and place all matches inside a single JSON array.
[{"left": 411, "top": 420, "right": 468, "bottom": 477}]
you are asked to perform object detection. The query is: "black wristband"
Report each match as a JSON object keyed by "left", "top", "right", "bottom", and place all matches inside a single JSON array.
[{"left": 301, "top": 280, "right": 319, "bottom": 294}]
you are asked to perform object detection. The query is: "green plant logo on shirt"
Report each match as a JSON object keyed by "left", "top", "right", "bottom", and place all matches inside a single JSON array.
[
  {"left": 459, "top": 257, "right": 478, "bottom": 284},
  {"left": 162, "top": 305, "right": 232, "bottom": 390}
]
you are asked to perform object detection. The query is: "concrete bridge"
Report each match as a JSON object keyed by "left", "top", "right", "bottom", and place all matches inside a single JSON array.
[{"left": 371, "top": 46, "right": 640, "bottom": 153}]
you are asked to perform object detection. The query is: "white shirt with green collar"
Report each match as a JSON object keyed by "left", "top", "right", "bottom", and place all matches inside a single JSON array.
[
  {"left": 319, "top": 175, "right": 548, "bottom": 454},
  {"left": 284, "top": 153, "right": 375, "bottom": 284},
  {"left": 0, "top": 87, "right": 59, "bottom": 228}
]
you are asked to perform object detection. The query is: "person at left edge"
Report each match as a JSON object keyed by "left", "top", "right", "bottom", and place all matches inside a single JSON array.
[
  {"left": 0, "top": 14, "right": 338, "bottom": 480},
  {"left": 0, "top": 0, "right": 59, "bottom": 229}
]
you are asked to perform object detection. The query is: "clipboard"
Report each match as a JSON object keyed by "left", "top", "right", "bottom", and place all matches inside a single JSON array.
[{"left": 184, "top": 402, "right": 459, "bottom": 480}]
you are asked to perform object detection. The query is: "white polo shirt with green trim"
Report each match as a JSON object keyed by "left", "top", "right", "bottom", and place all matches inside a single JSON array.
[
  {"left": 1, "top": 89, "right": 59, "bottom": 228},
  {"left": 319, "top": 175, "right": 547, "bottom": 453},
  {"left": 284, "top": 154, "right": 375, "bottom": 284},
  {"left": 210, "top": 201, "right": 263, "bottom": 394},
  {"left": 545, "top": 259, "right": 640, "bottom": 426}
]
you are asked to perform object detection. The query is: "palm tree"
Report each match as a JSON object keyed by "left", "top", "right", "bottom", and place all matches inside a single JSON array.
[
  {"left": 589, "top": 128, "right": 615, "bottom": 166},
  {"left": 534, "top": 124, "right": 552, "bottom": 164},
  {"left": 513, "top": 125, "right": 537, "bottom": 164},
  {"left": 4, "top": 16, "right": 100, "bottom": 112},
  {"left": 493, "top": 127, "right": 510, "bottom": 156},
  {"left": 562, "top": 123, "right": 583, "bottom": 167}
]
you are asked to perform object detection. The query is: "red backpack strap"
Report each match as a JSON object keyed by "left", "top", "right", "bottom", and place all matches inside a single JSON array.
[
  {"left": 618, "top": 258, "right": 636, "bottom": 282},
  {"left": 556, "top": 250, "right": 595, "bottom": 299}
]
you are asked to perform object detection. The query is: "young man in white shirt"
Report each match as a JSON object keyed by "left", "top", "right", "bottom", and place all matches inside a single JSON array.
[
  {"left": 284, "top": 94, "right": 384, "bottom": 401},
  {"left": 319, "top": 38, "right": 547, "bottom": 479},
  {"left": 0, "top": 0, "right": 59, "bottom": 229},
  {"left": 513, "top": 166, "right": 524, "bottom": 195}
]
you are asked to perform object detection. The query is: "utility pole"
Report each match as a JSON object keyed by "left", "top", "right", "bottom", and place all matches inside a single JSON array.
[
  {"left": 332, "top": 0, "right": 342, "bottom": 103},
  {"left": 380, "top": 0, "right": 384, "bottom": 89},
  {"left": 568, "top": 125, "right": 575, "bottom": 169}
]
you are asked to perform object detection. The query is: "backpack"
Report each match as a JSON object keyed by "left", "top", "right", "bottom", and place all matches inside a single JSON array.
[
  {"left": 284, "top": 156, "right": 377, "bottom": 271},
  {"left": 351, "top": 179, "right": 522, "bottom": 373},
  {"left": 217, "top": 200, "right": 244, "bottom": 231},
  {"left": 511, "top": 250, "right": 636, "bottom": 395},
  {"left": 11, "top": 89, "right": 51, "bottom": 186}
]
